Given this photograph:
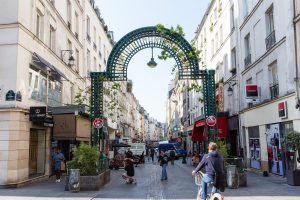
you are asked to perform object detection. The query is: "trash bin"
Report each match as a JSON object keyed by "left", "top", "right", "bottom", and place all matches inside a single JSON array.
[
  {"left": 227, "top": 165, "right": 238, "bottom": 189},
  {"left": 69, "top": 169, "right": 80, "bottom": 192}
]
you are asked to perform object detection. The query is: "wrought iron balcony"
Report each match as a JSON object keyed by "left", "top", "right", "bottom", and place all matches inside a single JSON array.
[
  {"left": 265, "top": 31, "right": 276, "bottom": 50},
  {"left": 270, "top": 83, "right": 279, "bottom": 100},
  {"left": 244, "top": 54, "right": 251, "bottom": 68}
]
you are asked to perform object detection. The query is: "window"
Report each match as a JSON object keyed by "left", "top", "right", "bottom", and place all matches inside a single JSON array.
[
  {"left": 28, "top": 66, "right": 62, "bottom": 106},
  {"left": 230, "top": 5, "right": 235, "bottom": 29},
  {"left": 243, "top": 0, "right": 249, "bottom": 17},
  {"left": 231, "top": 47, "right": 236, "bottom": 70},
  {"left": 75, "top": 48, "right": 79, "bottom": 72},
  {"left": 265, "top": 5, "right": 276, "bottom": 49},
  {"left": 211, "top": 39, "right": 214, "bottom": 56},
  {"left": 86, "top": 16, "right": 90, "bottom": 40},
  {"left": 215, "top": 33, "right": 218, "bottom": 50},
  {"left": 93, "top": 27, "right": 97, "bottom": 49},
  {"left": 36, "top": 11, "right": 43, "bottom": 40},
  {"left": 220, "top": 26, "right": 223, "bottom": 44},
  {"left": 214, "top": 7, "right": 218, "bottom": 23},
  {"left": 75, "top": 12, "right": 79, "bottom": 37},
  {"left": 244, "top": 34, "right": 251, "bottom": 67},
  {"left": 268, "top": 61, "right": 279, "bottom": 99},
  {"left": 246, "top": 77, "right": 252, "bottom": 84},
  {"left": 93, "top": 27, "right": 96, "bottom": 43},
  {"left": 94, "top": 57, "right": 97, "bottom": 71},
  {"left": 29, "top": 129, "right": 46, "bottom": 177},
  {"left": 49, "top": 25, "right": 56, "bottom": 51},
  {"left": 67, "top": 0, "right": 72, "bottom": 29},
  {"left": 87, "top": 49, "right": 91, "bottom": 73},
  {"left": 67, "top": 39, "right": 72, "bottom": 62}
]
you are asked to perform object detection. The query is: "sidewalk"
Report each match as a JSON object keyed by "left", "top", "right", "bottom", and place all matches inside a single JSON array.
[{"left": 0, "top": 160, "right": 299, "bottom": 200}]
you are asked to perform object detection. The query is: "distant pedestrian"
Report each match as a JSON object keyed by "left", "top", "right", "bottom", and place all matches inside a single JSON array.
[
  {"left": 158, "top": 151, "right": 168, "bottom": 181},
  {"left": 150, "top": 148, "right": 155, "bottom": 163},
  {"left": 170, "top": 148, "right": 176, "bottom": 165},
  {"left": 146, "top": 148, "right": 150, "bottom": 162},
  {"left": 52, "top": 148, "right": 65, "bottom": 182}
]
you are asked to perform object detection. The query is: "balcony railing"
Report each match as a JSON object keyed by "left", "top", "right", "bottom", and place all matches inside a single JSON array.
[
  {"left": 244, "top": 54, "right": 251, "bottom": 68},
  {"left": 99, "top": 51, "right": 102, "bottom": 58},
  {"left": 93, "top": 43, "right": 97, "bottom": 50},
  {"left": 265, "top": 31, "right": 276, "bottom": 50},
  {"left": 270, "top": 83, "right": 279, "bottom": 100},
  {"left": 75, "top": 32, "right": 78, "bottom": 40}
]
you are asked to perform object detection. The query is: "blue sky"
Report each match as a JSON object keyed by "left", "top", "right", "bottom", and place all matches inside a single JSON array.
[{"left": 95, "top": 0, "right": 210, "bottom": 122}]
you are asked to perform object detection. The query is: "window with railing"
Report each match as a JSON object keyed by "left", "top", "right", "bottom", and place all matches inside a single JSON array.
[
  {"left": 265, "top": 31, "right": 276, "bottom": 50},
  {"left": 265, "top": 5, "right": 275, "bottom": 50}
]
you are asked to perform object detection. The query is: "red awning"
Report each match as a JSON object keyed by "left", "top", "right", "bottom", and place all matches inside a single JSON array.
[{"left": 191, "top": 119, "right": 206, "bottom": 142}]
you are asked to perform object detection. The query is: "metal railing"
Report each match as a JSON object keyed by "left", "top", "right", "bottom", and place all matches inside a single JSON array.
[
  {"left": 265, "top": 31, "right": 276, "bottom": 50},
  {"left": 270, "top": 83, "right": 279, "bottom": 100},
  {"left": 244, "top": 54, "right": 251, "bottom": 68}
]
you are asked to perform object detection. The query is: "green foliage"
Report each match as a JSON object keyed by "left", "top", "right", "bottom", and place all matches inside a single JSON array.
[
  {"left": 218, "top": 141, "right": 228, "bottom": 159},
  {"left": 283, "top": 131, "right": 300, "bottom": 151},
  {"left": 68, "top": 143, "right": 100, "bottom": 176}
]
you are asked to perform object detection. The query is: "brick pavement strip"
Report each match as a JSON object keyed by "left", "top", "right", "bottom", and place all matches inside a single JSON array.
[{"left": 0, "top": 160, "right": 299, "bottom": 200}]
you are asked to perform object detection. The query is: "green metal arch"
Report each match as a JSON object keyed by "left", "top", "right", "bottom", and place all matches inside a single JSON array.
[{"left": 106, "top": 26, "right": 201, "bottom": 81}]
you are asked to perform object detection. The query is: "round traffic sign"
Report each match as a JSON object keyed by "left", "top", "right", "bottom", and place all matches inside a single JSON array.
[
  {"left": 93, "top": 118, "right": 104, "bottom": 129},
  {"left": 206, "top": 116, "right": 217, "bottom": 127}
]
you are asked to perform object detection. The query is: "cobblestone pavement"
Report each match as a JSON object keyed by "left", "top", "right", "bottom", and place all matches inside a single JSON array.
[{"left": 0, "top": 158, "right": 299, "bottom": 200}]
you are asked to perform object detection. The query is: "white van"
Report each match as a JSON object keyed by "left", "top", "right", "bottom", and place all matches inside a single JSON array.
[{"left": 129, "top": 143, "right": 146, "bottom": 156}]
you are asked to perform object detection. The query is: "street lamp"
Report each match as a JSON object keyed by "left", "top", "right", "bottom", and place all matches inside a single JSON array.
[
  {"left": 147, "top": 47, "right": 157, "bottom": 68},
  {"left": 227, "top": 80, "right": 237, "bottom": 96},
  {"left": 61, "top": 50, "right": 75, "bottom": 67}
]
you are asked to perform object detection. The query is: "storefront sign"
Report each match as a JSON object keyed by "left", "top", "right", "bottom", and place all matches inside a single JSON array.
[
  {"left": 278, "top": 101, "right": 287, "bottom": 119},
  {"left": 29, "top": 106, "right": 47, "bottom": 121},
  {"left": 5, "top": 90, "right": 15, "bottom": 101},
  {"left": 246, "top": 85, "right": 258, "bottom": 99}
]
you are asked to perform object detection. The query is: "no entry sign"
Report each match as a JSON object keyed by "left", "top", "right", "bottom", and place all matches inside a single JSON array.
[
  {"left": 93, "top": 118, "right": 104, "bottom": 129},
  {"left": 206, "top": 116, "right": 217, "bottom": 127}
]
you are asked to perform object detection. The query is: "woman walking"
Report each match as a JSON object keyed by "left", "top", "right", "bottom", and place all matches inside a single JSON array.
[
  {"left": 52, "top": 148, "right": 65, "bottom": 182},
  {"left": 158, "top": 151, "right": 168, "bottom": 181}
]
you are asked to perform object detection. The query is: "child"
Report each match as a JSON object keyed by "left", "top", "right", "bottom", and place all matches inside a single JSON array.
[{"left": 122, "top": 158, "right": 136, "bottom": 184}]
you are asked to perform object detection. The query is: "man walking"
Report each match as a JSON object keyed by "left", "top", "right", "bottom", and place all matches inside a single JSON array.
[
  {"left": 52, "top": 148, "right": 65, "bottom": 183},
  {"left": 158, "top": 151, "right": 168, "bottom": 181},
  {"left": 170, "top": 148, "right": 176, "bottom": 165},
  {"left": 150, "top": 148, "right": 155, "bottom": 163}
]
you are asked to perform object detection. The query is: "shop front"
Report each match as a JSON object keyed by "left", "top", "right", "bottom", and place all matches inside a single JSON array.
[
  {"left": 227, "top": 115, "right": 239, "bottom": 156},
  {"left": 191, "top": 118, "right": 206, "bottom": 154},
  {"left": 51, "top": 106, "right": 90, "bottom": 162}
]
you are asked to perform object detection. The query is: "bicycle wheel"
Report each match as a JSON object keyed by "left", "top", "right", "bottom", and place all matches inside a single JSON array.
[{"left": 210, "top": 192, "right": 223, "bottom": 200}]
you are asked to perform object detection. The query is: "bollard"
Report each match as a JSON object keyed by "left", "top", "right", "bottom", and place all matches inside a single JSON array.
[{"left": 69, "top": 169, "right": 80, "bottom": 192}]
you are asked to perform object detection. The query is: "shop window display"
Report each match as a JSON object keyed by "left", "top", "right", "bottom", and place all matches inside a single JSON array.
[
  {"left": 266, "top": 124, "right": 283, "bottom": 175},
  {"left": 248, "top": 126, "right": 261, "bottom": 169}
]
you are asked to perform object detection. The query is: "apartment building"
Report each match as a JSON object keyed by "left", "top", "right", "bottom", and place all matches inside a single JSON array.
[
  {"left": 0, "top": 0, "right": 113, "bottom": 186},
  {"left": 238, "top": 0, "right": 300, "bottom": 176}
]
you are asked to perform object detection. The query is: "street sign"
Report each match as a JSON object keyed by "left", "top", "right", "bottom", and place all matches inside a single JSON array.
[
  {"left": 93, "top": 118, "right": 104, "bottom": 129},
  {"left": 206, "top": 116, "right": 217, "bottom": 127}
]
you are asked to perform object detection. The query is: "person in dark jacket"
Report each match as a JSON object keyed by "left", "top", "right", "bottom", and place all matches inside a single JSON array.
[
  {"left": 122, "top": 158, "right": 136, "bottom": 184},
  {"left": 192, "top": 142, "right": 224, "bottom": 200},
  {"left": 158, "top": 151, "right": 169, "bottom": 180},
  {"left": 169, "top": 148, "right": 176, "bottom": 165}
]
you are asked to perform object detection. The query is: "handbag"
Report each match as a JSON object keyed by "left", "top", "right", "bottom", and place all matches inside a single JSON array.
[
  {"left": 60, "top": 161, "right": 66, "bottom": 171},
  {"left": 207, "top": 157, "right": 226, "bottom": 192}
]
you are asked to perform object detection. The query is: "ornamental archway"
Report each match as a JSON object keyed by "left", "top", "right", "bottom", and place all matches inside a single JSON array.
[{"left": 90, "top": 26, "right": 216, "bottom": 147}]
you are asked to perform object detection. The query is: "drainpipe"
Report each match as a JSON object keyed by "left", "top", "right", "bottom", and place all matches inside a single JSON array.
[{"left": 293, "top": 0, "right": 300, "bottom": 109}]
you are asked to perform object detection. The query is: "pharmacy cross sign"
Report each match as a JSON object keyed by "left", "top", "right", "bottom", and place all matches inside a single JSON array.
[{"left": 93, "top": 118, "right": 104, "bottom": 129}]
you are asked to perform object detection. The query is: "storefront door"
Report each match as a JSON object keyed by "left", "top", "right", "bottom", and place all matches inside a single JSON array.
[
  {"left": 248, "top": 126, "right": 261, "bottom": 169},
  {"left": 29, "top": 129, "right": 46, "bottom": 177}
]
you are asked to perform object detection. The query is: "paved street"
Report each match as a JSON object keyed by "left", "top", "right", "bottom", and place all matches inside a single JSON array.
[{"left": 0, "top": 159, "right": 299, "bottom": 200}]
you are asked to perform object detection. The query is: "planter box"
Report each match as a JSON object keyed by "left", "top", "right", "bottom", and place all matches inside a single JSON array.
[
  {"left": 65, "top": 169, "right": 110, "bottom": 191},
  {"left": 286, "top": 170, "right": 300, "bottom": 186}
]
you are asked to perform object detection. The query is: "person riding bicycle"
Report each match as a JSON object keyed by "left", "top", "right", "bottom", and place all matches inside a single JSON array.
[{"left": 192, "top": 142, "right": 224, "bottom": 200}]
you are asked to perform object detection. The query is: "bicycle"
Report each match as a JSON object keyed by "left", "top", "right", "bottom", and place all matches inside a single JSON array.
[{"left": 194, "top": 171, "right": 224, "bottom": 200}]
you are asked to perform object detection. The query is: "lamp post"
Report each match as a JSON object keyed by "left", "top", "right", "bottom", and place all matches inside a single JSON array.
[
  {"left": 61, "top": 50, "right": 75, "bottom": 67},
  {"left": 147, "top": 47, "right": 157, "bottom": 68}
]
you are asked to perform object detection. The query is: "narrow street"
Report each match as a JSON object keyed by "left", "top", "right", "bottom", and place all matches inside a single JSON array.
[{"left": 0, "top": 159, "right": 299, "bottom": 200}]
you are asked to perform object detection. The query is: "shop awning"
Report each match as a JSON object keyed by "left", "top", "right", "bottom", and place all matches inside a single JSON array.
[
  {"left": 32, "top": 52, "right": 69, "bottom": 81},
  {"left": 191, "top": 119, "right": 206, "bottom": 142}
]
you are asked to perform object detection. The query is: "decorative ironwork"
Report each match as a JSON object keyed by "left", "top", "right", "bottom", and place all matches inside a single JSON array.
[
  {"left": 91, "top": 26, "right": 216, "bottom": 148},
  {"left": 244, "top": 54, "right": 251, "bottom": 68},
  {"left": 270, "top": 83, "right": 279, "bottom": 100},
  {"left": 106, "top": 26, "right": 201, "bottom": 81},
  {"left": 265, "top": 31, "right": 276, "bottom": 50}
]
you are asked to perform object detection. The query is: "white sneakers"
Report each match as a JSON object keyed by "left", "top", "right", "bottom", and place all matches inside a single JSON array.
[{"left": 55, "top": 179, "right": 61, "bottom": 183}]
